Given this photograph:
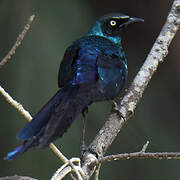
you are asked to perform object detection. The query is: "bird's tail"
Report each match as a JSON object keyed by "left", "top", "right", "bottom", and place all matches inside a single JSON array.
[{"left": 5, "top": 84, "right": 91, "bottom": 160}]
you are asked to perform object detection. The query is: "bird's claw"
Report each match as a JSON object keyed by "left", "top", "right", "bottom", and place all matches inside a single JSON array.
[{"left": 80, "top": 144, "right": 98, "bottom": 159}]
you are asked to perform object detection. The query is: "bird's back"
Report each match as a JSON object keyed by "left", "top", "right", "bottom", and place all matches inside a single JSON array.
[{"left": 64, "top": 35, "right": 128, "bottom": 101}]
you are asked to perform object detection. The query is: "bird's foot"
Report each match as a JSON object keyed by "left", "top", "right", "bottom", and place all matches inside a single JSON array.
[{"left": 80, "top": 144, "right": 98, "bottom": 160}]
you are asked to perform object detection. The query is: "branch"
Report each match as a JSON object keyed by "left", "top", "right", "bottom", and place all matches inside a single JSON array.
[
  {"left": 0, "top": 175, "right": 37, "bottom": 180},
  {"left": 51, "top": 158, "right": 85, "bottom": 180},
  {"left": 100, "top": 141, "right": 180, "bottom": 162},
  {"left": 82, "top": 0, "right": 180, "bottom": 178},
  {"left": 0, "top": 85, "right": 32, "bottom": 120},
  {"left": 0, "top": 15, "right": 35, "bottom": 67},
  {"left": 102, "top": 152, "right": 180, "bottom": 162}
]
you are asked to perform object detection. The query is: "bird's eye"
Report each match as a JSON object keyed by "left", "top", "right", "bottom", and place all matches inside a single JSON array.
[{"left": 110, "top": 20, "right": 116, "bottom": 26}]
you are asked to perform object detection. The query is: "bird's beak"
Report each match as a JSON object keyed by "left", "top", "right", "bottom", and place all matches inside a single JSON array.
[
  {"left": 128, "top": 17, "right": 144, "bottom": 24},
  {"left": 119, "top": 16, "right": 144, "bottom": 29}
]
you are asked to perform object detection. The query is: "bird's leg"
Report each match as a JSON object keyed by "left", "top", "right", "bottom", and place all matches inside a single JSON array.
[
  {"left": 80, "top": 107, "right": 88, "bottom": 158},
  {"left": 80, "top": 108, "right": 99, "bottom": 160}
]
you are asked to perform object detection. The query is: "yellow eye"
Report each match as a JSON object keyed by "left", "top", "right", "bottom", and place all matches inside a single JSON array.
[{"left": 110, "top": 20, "right": 116, "bottom": 26}]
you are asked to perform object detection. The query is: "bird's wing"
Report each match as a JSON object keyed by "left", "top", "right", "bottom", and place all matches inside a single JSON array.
[
  {"left": 59, "top": 44, "right": 99, "bottom": 87},
  {"left": 96, "top": 51, "right": 128, "bottom": 99},
  {"left": 58, "top": 45, "right": 80, "bottom": 88},
  {"left": 97, "top": 52, "right": 127, "bottom": 83}
]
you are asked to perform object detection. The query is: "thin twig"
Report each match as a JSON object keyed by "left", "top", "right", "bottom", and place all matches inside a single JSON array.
[
  {"left": 141, "top": 141, "right": 149, "bottom": 153},
  {"left": 82, "top": 0, "right": 180, "bottom": 179},
  {"left": 0, "top": 85, "right": 32, "bottom": 120},
  {"left": 0, "top": 15, "right": 35, "bottom": 67},
  {"left": 0, "top": 175, "right": 37, "bottom": 180},
  {"left": 49, "top": 143, "right": 68, "bottom": 163},
  {"left": 51, "top": 158, "right": 84, "bottom": 180},
  {"left": 101, "top": 152, "right": 180, "bottom": 162},
  {"left": 68, "top": 160, "right": 84, "bottom": 180},
  {"left": 100, "top": 141, "right": 180, "bottom": 162},
  {"left": 51, "top": 166, "right": 72, "bottom": 180},
  {"left": 94, "top": 163, "right": 101, "bottom": 180}
]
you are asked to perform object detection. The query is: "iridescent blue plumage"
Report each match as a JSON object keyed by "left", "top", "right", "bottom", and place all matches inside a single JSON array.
[
  {"left": 5, "top": 145, "right": 23, "bottom": 160},
  {"left": 5, "top": 13, "right": 143, "bottom": 160}
]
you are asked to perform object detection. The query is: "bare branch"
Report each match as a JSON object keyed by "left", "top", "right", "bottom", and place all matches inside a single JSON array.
[
  {"left": 100, "top": 141, "right": 180, "bottom": 162},
  {"left": 51, "top": 158, "right": 84, "bottom": 180},
  {"left": 101, "top": 152, "right": 180, "bottom": 162},
  {"left": 141, "top": 141, "right": 149, "bottom": 153},
  {"left": 94, "top": 163, "right": 102, "bottom": 180},
  {"left": 49, "top": 143, "right": 69, "bottom": 163},
  {"left": 0, "top": 15, "right": 35, "bottom": 67},
  {"left": 82, "top": 0, "right": 180, "bottom": 178},
  {"left": 0, "top": 85, "right": 32, "bottom": 120},
  {"left": 51, "top": 166, "right": 72, "bottom": 180},
  {"left": 0, "top": 175, "right": 37, "bottom": 180}
]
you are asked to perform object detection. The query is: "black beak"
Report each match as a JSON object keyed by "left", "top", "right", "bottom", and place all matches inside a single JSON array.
[
  {"left": 128, "top": 17, "right": 144, "bottom": 24},
  {"left": 119, "top": 17, "right": 144, "bottom": 29}
]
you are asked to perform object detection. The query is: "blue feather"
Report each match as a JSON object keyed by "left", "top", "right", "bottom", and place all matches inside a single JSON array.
[
  {"left": 4, "top": 145, "right": 23, "bottom": 160},
  {"left": 17, "top": 90, "right": 62, "bottom": 140}
]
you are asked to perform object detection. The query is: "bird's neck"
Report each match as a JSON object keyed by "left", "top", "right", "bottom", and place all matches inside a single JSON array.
[{"left": 88, "top": 21, "right": 122, "bottom": 46}]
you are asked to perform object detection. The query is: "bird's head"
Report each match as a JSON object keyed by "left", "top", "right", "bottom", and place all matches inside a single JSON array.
[{"left": 88, "top": 13, "right": 144, "bottom": 45}]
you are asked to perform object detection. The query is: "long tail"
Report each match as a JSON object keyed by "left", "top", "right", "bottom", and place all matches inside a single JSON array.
[{"left": 5, "top": 84, "right": 91, "bottom": 160}]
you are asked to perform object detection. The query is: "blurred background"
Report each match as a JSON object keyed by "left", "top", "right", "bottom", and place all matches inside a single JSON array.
[{"left": 0, "top": 0, "right": 180, "bottom": 179}]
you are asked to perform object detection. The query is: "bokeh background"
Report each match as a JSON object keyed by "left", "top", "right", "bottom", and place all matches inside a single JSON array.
[{"left": 0, "top": 0, "right": 180, "bottom": 179}]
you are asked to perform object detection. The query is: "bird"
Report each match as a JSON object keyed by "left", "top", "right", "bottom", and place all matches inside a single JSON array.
[{"left": 5, "top": 13, "right": 143, "bottom": 160}]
